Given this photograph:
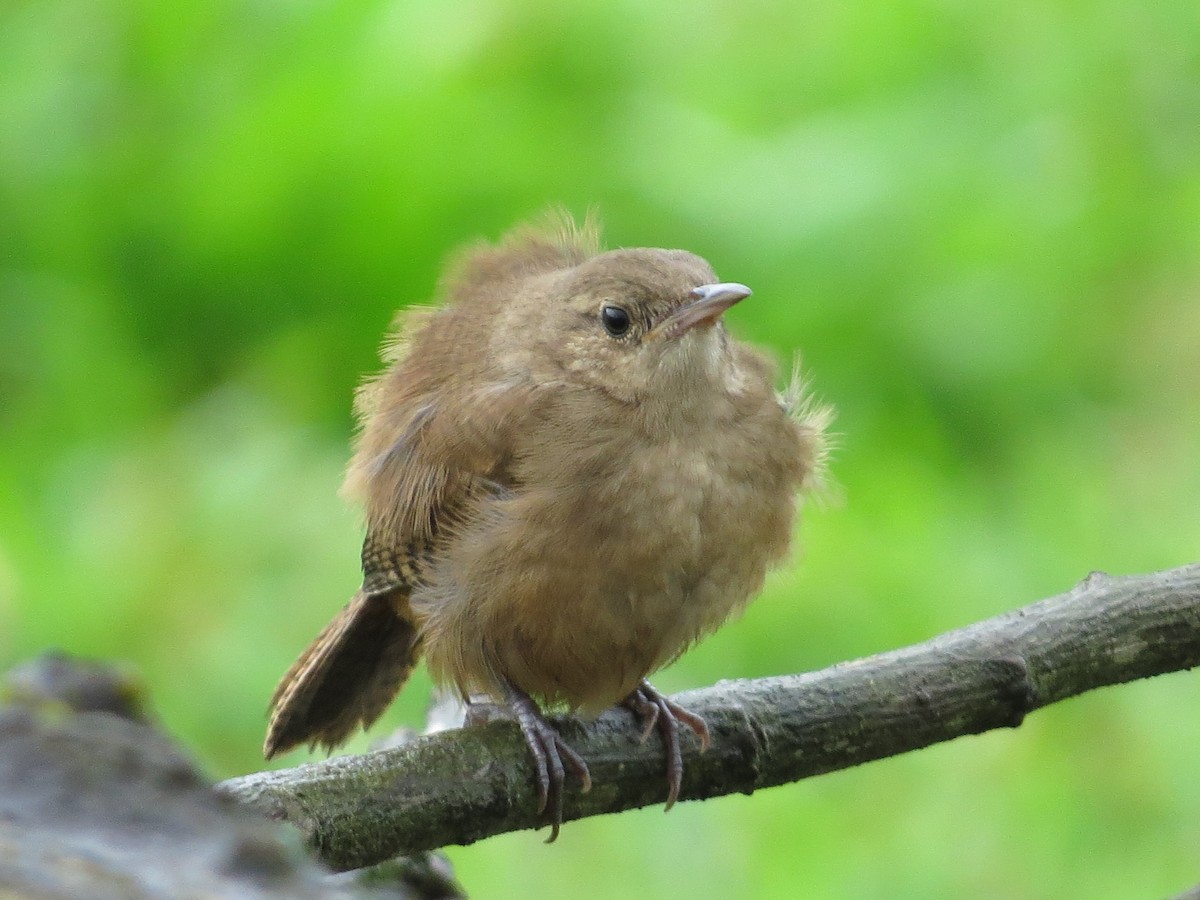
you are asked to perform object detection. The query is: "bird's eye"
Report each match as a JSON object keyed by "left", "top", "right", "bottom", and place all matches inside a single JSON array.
[{"left": 600, "top": 304, "right": 632, "bottom": 337}]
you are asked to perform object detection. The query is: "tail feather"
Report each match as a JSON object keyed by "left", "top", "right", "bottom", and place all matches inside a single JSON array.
[{"left": 264, "top": 590, "right": 420, "bottom": 758}]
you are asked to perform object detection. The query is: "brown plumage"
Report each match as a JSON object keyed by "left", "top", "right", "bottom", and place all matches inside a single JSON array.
[{"left": 264, "top": 213, "right": 829, "bottom": 839}]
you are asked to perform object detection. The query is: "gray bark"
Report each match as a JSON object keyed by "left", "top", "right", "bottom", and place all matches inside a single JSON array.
[
  {"left": 217, "top": 563, "right": 1200, "bottom": 872},
  {"left": 0, "top": 652, "right": 464, "bottom": 898}
]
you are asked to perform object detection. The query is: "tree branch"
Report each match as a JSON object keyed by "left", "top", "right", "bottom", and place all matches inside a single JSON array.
[{"left": 217, "top": 563, "right": 1200, "bottom": 871}]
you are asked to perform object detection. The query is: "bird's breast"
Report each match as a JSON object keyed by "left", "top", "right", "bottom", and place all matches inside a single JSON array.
[{"left": 414, "top": 395, "right": 804, "bottom": 713}]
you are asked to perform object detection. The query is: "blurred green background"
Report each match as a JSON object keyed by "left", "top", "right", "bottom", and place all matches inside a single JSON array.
[{"left": 2, "top": 0, "right": 1199, "bottom": 896}]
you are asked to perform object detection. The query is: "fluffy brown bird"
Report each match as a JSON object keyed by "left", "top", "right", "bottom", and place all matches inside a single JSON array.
[{"left": 264, "top": 214, "right": 828, "bottom": 839}]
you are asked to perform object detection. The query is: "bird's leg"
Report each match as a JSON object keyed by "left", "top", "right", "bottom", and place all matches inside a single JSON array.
[
  {"left": 499, "top": 680, "right": 592, "bottom": 842},
  {"left": 622, "top": 680, "right": 711, "bottom": 811}
]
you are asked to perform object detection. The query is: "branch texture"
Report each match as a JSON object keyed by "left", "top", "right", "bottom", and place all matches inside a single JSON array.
[{"left": 217, "top": 563, "right": 1200, "bottom": 871}]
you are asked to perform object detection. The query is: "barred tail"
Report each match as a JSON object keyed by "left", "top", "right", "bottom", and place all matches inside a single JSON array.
[{"left": 264, "top": 589, "right": 420, "bottom": 758}]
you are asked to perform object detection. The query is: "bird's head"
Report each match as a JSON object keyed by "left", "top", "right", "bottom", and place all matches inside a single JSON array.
[{"left": 515, "top": 247, "right": 751, "bottom": 405}]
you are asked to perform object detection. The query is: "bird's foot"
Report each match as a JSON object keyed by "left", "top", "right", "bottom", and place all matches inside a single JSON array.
[
  {"left": 622, "top": 680, "right": 710, "bottom": 811},
  {"left": 501, "top": 683, "right": 591, "bottom": 842}
]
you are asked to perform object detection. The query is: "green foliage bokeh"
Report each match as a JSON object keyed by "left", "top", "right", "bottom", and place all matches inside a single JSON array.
[{"left": 2, "top": 0, "right": 1199, "bottom": 896}]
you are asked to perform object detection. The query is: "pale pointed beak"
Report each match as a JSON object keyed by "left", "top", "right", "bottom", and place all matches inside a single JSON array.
[{"left": 645, "top": 282, "right": 752, "bottom": 342}]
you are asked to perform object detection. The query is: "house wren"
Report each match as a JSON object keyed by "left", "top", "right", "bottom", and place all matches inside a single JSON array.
[{"left": 264, "top": 214, "right": 829, "bottom": 839}]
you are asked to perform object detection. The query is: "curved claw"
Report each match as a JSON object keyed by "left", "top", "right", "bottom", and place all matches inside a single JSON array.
[
  {"left": 502, "top": 683, "right": 591, "bottom": 842},
  {"left": 623, "top": 681, "right": 710, "bottom": 811}
]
